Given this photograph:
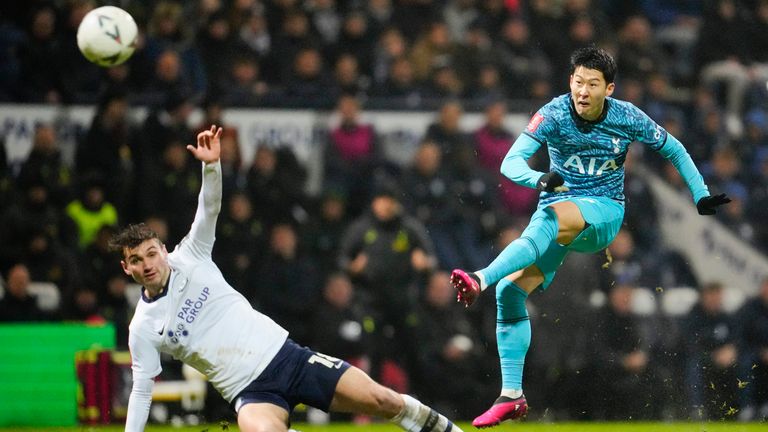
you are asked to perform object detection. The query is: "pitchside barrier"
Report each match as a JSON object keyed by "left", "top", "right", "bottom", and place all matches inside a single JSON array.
[{"left": 0, "top": 323, "right": 115, "bottom": 427}]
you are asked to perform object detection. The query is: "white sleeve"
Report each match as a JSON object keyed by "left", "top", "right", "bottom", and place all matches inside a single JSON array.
[
  {"left": 125, "top": 377, "right": 153, "bottom": 432},
  {"left": 175, "top": 161, "right": 222, "bottom": 261}
]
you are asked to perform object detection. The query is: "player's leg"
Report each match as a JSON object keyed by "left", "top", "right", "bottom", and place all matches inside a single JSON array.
[
  {"left": 471, "top": 265, "right": 544, "bottom": 428},
  {"left": 452, "top": 200, "right": 585, "bottom": 304},
  {"left": 237, "top": 403, "right": 290, "bottom": 432},
  {"left": 329, "top": 366, "right": 464, "bottom": 432}
]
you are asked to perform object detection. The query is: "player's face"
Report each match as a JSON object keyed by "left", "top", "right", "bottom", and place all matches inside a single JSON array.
[
  {"left": 569, "top": 66, "right": 615, "bottom": 121},
  {"left": 121, "top": 239, "right": 170, "bottom": 291}
]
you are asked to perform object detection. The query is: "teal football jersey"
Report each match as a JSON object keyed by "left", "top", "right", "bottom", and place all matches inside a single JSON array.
[{"left": 502, "top": 93, "right": 709, "bottom": 207}]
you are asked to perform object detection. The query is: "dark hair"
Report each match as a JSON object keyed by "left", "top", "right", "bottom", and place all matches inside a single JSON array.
[
  {"left": 569, "top": 46, "right": 617, "bottom": 83},
  {"left": 109, "top": 223, "right": 161, "bottom": 257}
]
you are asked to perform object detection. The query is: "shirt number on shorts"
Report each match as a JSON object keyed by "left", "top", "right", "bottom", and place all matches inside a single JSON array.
[{"left": 308, "top": 353, "right": 343, "bottom": 369}]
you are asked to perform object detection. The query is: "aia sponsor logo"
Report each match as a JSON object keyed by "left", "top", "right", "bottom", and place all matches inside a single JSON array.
[{"left": 526, "top": 113, "right": 544, "bottom": 133}]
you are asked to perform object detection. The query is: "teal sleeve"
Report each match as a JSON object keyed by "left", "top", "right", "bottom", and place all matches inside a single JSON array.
[
  {"left": 500, "top": 133, "right": 546, "bottom": 189},
  {"left": 657, "top": 134, "right": 710, "bottom": 203}
]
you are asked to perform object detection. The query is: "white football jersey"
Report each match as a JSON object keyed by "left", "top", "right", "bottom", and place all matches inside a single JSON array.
[{"left": 127, "top": 162, "right": 288, "bottom": 403}]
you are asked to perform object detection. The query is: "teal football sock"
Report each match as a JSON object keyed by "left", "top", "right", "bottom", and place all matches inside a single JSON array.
[
  {"left": 496, "top": 278, "right": 530, "bottom": 391},
  {"left": 479, "top": 207, "right": 559, "bottom": 286}
]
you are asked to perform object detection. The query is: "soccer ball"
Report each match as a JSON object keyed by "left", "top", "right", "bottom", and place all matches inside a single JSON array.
[{"left": 76, "top": 6, "right": 138, "bottom": 67}]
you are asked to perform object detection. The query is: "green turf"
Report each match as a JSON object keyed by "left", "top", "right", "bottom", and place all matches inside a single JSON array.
[{"left": 3, "top": 422, "right": 767, "bottom": 432}]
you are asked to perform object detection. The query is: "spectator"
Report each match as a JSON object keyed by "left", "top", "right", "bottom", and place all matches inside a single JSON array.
[
  {"left": 331, "top": 11, "right": 375, "bottom": 78},
  {"left": 143, "top": 49, "right": 198, "bottom": 104},
  {"left": 622, "top": 147, "right": 659, "bottom": 251},
  {"left": 324, "top": 94, "right": 382, "bottom": 217},
  {"left": 446, "top": 143, "right": 499, "bottom": 268},
  {"left": 423, "top": 99, "right": 470, "bottom": 169},
  {"left": 616, "top": 15, "right": 665, "bottom": 81},
  {"left": 0, "top": 263, "right": 48, "bottom": 321},
  {"left": 527, "top": 248, "right": 604, "bottom": 420},
  {"left": 100, "top": 274, "right": 131, "bottom": 348},
  {"left": 65, "top": 178, "right": 119, "bottom": 251},
  {"left": 472, "top": 99, "right": 538, "bottom": 216},
  {"left": 17, "top": 124, "right": 72, "bottom": 208},
  {"left": 67, "top": 287, "right": 105, "bottom": 324},
  {"left": 422, "top": 62, "right": 464, "bottom": 101},
  {"left": 307, "top": 0, "right": 341, "bottom": 48},
  {"left": 400, "top": 140, "right": 476, "bottom": 270},
  {"left": 268, "top": 9, "right": 313, "bottom": 84},
  {"left": 331, "top": 53, "right": 369, "bottom": 98},
  {"left": 221, "top": 55, "right": 271, "bottom": 106},
  {"left": 246, "top": 145, "right": 308, "bottom": 227},
  {"left": 310, "top": 272, "right": 368, "bottom": 366},
  {"left": 218, "top": 128, "right": 246, "bottom": 195},
  {"left": 372, "top": 27, "right": 408, "bottom": 86},
  {"left": 495, "top": 16, "right": 552, "bottom": 100},
  {"left": 414, "top": 271, "right": 488, "bottom": 419},
  {"left": 76, "top": 89, "right": 134, "bottom": 215},
  {"left": 196, "top": 11, "right": 244, "bottom": 93},
  {"left": 21, "top": 228, "right": 79, "bottom": 302},
  {"left": 589, "top": 283, "right": 653, "bottom": 420},
  {"left": 443, "top": 0, "right": 479, "bottom": 42},
  {"left": 155, "top": 142, "right": 201, "bottom": 245},
  {"left": 735, "top": 277, "right": 768, "bottom": 421},
  {"left": 133, "top": 92, "right": 196, "bottom": 219},
  {"left": 214, "top": 191, "right": 266, "bottom": 294},
  {"left": 682, "top": 282, "right": 738, "bottom": 419},
  {"left": 639, "top": 0, "right": 702, "bottom": 83},
  {"left": 719, "top": 182, "right": 757, "bottom": 246},
  {"left": 338, "top": 180, "right": 436, "bottom": 385},
  {"left": 686, "top": 103, "right": 728, "bottom": 162},
  {"left": 284, "top": 46, "right": 333, "bottom": 104},
  {"left": 366, "top": 0, "right": 394, "bottom": 37},
  {"left": 238, "top": 9, "right": 271, "bottom": 61},
  {"left": 16, "top": 6, "right": 63, "bottom": 103},
  {"left": 372, "top": 56, "right": 423, "bottom": 107},
  {"left": 0, "top": 180, "right": 77, "bottom": 271},
  {"left": 694, "top": 0, "right": 751, "bottom": 137},
  {"left": 56, "top": 0, "right": 102, "bottom": 103},
  {"left": 465, "top": 62, "right": 506, "bottom": 107},
  {"left": 303, "top": 189, "right": 350, "bottom": 279},
  {"left": 78, "top": 224, "right": 121, "bottom": 298},
  {"left": 142, "top": 1, "right": 206, "bottom": 99},
  {"left": 253, "top": 222, "right": 320, "bottom": 346},
  {"left": 748, "top": 148, "right": 768, "bottom": 253},
  {"left": 599, "top": 229, "right": 653, "bottom": 291},
  {"left": 741, "top": 109, "right": 768, "bottom": 161},
  {"left": 409, "top": 21, "right": 457, "bottom": 82}
]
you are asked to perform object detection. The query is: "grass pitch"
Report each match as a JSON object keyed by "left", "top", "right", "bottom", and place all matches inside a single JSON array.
[{"left": 3, "top": 423, "right": 767, "bottom": 432}]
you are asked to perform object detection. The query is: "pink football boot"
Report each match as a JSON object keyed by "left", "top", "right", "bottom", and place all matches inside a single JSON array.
[
  {"left": 472, "top": 395, "right": 528, "bottom": 428},
  {"left": 450, "top": 269, "right": 481, "bottom": 307}
]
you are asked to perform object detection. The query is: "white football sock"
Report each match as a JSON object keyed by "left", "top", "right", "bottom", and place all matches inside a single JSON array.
[
  {"left": 476, "top": 271, "right": 488, "bottom": 291},
  {"left": 390, "top": 394, "right": 462, "bottom": 432},
  {"left": 501, "top": 388, "right": 523, "bottom": 399}
]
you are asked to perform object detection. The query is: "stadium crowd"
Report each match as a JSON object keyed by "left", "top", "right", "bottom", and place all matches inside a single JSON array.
[{"left": 1, "top": 0, "right": 768, "bottom": 424}]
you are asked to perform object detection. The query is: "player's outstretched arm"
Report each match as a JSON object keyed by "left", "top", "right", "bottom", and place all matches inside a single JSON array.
[{"left": 181, "top": 125, "right": 224, "bottom": 258}]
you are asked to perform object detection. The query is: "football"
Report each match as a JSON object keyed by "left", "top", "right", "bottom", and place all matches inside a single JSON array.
[{"left": 76, "top": 6, "right": 138, "bottom": 67}]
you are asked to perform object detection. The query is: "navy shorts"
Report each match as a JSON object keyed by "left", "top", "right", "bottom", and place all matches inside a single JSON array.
[{"left": 232, "top": 339, "right": 351, "bottom": 413}]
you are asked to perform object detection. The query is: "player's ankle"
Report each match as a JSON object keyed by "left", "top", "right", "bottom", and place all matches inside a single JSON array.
[
  {"left": 473, "top": 272, "right": 488, "bottom": 291},
  {"left": 500, "top": 389, "right": 523, "bottom": 399}
]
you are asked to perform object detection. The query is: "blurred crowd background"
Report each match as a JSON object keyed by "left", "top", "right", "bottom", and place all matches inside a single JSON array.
[{"left": 1, "top": 0, "right": 768, "bottom": 425}]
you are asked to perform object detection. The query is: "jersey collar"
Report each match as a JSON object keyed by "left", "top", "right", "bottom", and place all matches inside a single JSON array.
[
  {"left": 569, "top": 96, "right": 611, "bottom": 125},
  {"left": 141, "top": 269, "right": 173, "bottom": 303}
]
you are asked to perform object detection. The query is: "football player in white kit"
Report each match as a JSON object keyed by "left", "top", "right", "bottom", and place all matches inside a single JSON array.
[{"left": 114, "top": 125, "right": 463, "bottom": 432}]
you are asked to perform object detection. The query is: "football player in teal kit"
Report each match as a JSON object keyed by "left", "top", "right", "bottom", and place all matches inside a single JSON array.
[{"left": 451, "top": 46, "right": 730, "bottom": 428}]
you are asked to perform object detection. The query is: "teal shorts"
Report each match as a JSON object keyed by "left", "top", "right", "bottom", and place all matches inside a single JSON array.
[{"left": 536, "top": 196, "right": 624, "bottom": 290}]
